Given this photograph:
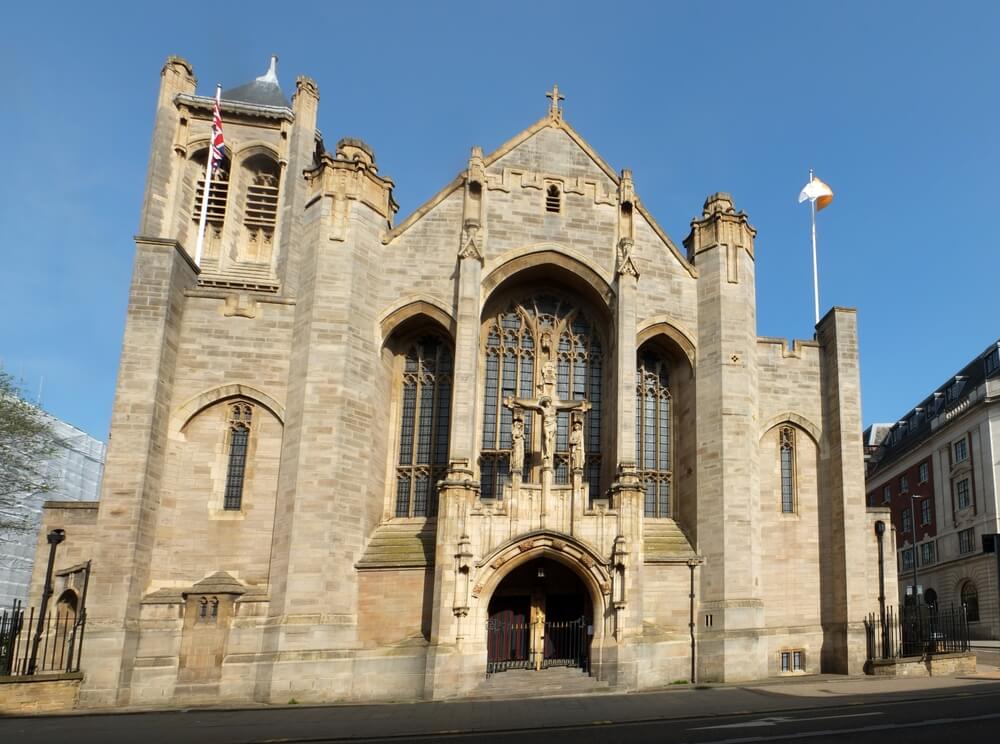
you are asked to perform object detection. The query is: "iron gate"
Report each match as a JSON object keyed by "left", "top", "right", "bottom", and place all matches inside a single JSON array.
[
  {"left": 542, "top": 618, "right": 589, "bottom": 671},
  {"left": 486, "top": 616, "right": 590, "bottom": 675}
]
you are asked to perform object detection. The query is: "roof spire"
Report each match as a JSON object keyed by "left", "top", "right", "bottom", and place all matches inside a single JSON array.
[
  {"left": 258, "top": 54, "right": 279, "bottom": 84},
  {"left": 546, "top": 84, "right": 565, "bottom": 120}
]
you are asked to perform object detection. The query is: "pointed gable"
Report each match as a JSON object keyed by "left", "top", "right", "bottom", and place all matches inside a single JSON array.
[
  {"left": 488, "top": 118, "right": 619, "bottom": 188},
  {"left": 383, "top": 108, "right": 695, "bottom": 280}
]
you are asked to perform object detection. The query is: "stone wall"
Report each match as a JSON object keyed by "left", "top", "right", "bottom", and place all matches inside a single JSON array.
[
  {"left": 0, "top": 674, "right": 82, "bottom": 714},
  {"left": 866, "top": 652, "right": 976, "bottom": 677}
]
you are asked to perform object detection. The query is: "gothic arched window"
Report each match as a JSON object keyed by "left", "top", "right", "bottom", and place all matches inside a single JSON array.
[
  {"left": 636, "top": 351, "right": 671, "bottom": 518},
  {"left": 224, "top": 402, "right": 252, "bottom": 510},
  {"left": 395, "top": 336, "right": 453, "bottom": 517},
  {"left": 481, "top": 294, "right": 603, "bottom": 501},
  {"left": 779, "top": 426, "right": 796, "bottom": 513}
]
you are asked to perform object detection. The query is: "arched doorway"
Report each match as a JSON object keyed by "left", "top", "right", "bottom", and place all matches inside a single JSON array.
[{"left": 486, "top": 558, "right": 593, "bottom": 674}]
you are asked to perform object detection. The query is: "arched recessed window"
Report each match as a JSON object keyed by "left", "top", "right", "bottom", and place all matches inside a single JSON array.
[
  {"left": 481, "top": 295, "right": 603, "bottom": 501},
  {"left": 198, "top": 596, "right": 208, "bottom": 619},
  {"left": 242, "top": 153, "right": 281, "bottom": 253},
  {"left": 961, "top": 581, "right": 979, "bottom": 622},
  {"left": 545, "top": 185, "right": 562, "bottom": 214},
  {"left": 224, "top": 402, "right": 253, "bottom": 510},
  {"left": 210, "top": 597, "right": 219, "bottom": 619},
  {"left": 779, "top": 426, "right": 796, "bottom": 513},
  {"left": 191, "top": 149, "right": 230, "bottom": 251},
  {"left": 395, "top": 336, "right": 453, "bottom": 517},
  {"left": 636, "top": 351, "right": 671, "bottom": 518}
]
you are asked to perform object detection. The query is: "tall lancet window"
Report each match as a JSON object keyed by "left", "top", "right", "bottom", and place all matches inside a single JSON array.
[
  {"left": 224, "top": 402, "right": 252, "bottom": 510},
  {"left": 480, "top": 294, "right": 603, "bottom": 501},
  {"left": 779, "top": 426, "right": 796, "bottom": 513},
  {"left": 395, "top": 336, "right": 453, "bottom": 518},
  {"left": 636, "top": 352, "right": 671, "bottom": 518}
]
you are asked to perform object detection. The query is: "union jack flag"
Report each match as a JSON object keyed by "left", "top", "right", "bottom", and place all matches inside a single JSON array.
[{"left": 210, "top": 92, "right": 225, "bottom": 170}]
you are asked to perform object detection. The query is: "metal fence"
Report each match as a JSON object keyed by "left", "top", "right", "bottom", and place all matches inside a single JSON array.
[
  {"left": 864, "top": 604, "right": 970, "bottom": 660},
  {"left": 541, "top": 618, "right": 590, "bottom": 672},
  {"left": 486, "top": 616, "right": 590, "bottom": 676},
  {"left": 0, "top": 600, "right": 87, "bottom": 677}
]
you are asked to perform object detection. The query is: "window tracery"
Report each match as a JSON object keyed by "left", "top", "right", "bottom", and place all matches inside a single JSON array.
[
  {"left": 395, "top": 336, "right": 453, "bottom": 517},
  {"left": 481, "top": 294, "right": 602, "bottom": 501},
  {"left": 636, "top": 352, "right": 671, "bottom": 518},
  {"left": 779, "top": 426, "right": 796, "bottom": 513},
  {"left": 224, "top": 402, "right": 252, "bottom": 510}
]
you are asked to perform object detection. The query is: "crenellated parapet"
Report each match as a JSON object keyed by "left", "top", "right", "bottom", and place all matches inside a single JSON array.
[
  {"left": 303, "top": 137, "right": 398, "bottom": 239},
  {"left": 684, "top": 192, "right": 757, "bottom": 268}
]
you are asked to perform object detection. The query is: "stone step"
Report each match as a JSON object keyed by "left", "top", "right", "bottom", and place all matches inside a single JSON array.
[{"left": 469, "top": 666, "right": 610, "bottom": 699}]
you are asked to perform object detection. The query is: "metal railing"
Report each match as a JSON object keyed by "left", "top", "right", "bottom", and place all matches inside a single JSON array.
[
  {"left": 864, "top": 604, "right": 970, "bottom": 660},
  {"left": 486, "top": 616, "right": 590, "bottom": 676},
  {"left": 0, "top": 600, "right": 87, "bottom": 677},
  {"left": 541, "top": 618, "right": 590, "bottom": 671},
  {"left": 486, "top": 617, "right": 532, "bottom": 675}
]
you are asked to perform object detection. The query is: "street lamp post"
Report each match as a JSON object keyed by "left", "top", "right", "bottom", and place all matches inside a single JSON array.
[{"left": 27, "top": 528, "right": 65, "bottom": 675}]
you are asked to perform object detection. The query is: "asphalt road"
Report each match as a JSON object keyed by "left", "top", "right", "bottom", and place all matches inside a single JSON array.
[{"left": 5, "top": 681, "right": 1000, "bottom": 744}]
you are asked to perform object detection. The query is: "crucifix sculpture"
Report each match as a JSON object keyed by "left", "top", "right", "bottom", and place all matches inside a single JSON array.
[{"left": 503, "top": 392, "right": 590, "bottom": 472}]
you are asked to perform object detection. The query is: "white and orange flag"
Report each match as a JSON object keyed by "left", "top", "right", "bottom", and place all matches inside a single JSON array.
[{"left": 798, "top": 176, "right": 834, "bottom": 211}]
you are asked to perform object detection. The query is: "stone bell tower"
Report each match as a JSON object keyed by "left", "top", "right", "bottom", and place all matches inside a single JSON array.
[{"left": 686, "top": 193, "right": 766, "bottom": 681}]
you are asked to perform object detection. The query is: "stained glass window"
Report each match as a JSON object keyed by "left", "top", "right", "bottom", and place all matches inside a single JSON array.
[
  {"left": 395, "top": 336, "right": 453, "bottom": 517},
  {"left": 480, "top": 295, "right": 603, "bottom": 501},
  {"left": 780, "top": 427, "right": 795, "bottom": 513},
  {"left": 224, "top": 402, "right": 252, "bottom": 510},
  {"left": 636, "top": 351, "right": 671, "bottom": 518}
]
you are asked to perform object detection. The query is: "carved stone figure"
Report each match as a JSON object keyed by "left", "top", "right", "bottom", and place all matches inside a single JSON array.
[
  {"left": 510, "top": 413, "right": 525, "bottom": 474},
  {"left": 569, "top": 417, "right": 585, "bottom": 471},
  {"left": 616, "top": 237, "right": 639, "bottom": 278},
  {"left": 540, "top": 397, "right": 558, "bottom": 468},
  {"left": 539, "top": 360, "right": 557, "bottom": 398}
]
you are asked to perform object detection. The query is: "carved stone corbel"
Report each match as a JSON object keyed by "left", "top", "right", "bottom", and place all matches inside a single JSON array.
[
  {"left": 616, "top": 169, "right": 640, "bottom": 278},
  {"left": 459, "top": 219, "right": 483, "bottom": 262},
  {"left": 460, "top": 147, "right": 486, "bottom": 261},
  {"left": 453, "top": 534, "right": 474, "bottom": 621},
  {"left": 616, "top": 238, "right": 639, "bottom": 279}
]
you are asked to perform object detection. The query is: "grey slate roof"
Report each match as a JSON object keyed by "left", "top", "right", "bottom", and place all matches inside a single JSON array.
[{"left": 222, "top": 55, "right": 290, "bottom": 109}]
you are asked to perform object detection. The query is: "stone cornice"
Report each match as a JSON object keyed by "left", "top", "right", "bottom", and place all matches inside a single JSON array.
[
  {"left": 133, "top": 235, "right": 200, "bottom": 275},
  {"left": 175, "top": 93, "right": 294, "bottom": 123}
]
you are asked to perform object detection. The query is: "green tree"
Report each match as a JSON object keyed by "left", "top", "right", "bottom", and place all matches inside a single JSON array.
[{"left": 0, "top": 368, "right": 55, "bottom": 531}]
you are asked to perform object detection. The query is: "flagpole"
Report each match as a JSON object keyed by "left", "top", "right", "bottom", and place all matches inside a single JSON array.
[
  {"left": 809, "top": 168, "right": 820, "bottom": 325},
  {"left": 194, "top": 84, "right": 221, "bottom": 267}
]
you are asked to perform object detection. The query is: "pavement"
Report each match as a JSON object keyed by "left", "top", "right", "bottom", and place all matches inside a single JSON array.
[{"left": 3, "top": 650, "right": 1000, "bottom": 743}]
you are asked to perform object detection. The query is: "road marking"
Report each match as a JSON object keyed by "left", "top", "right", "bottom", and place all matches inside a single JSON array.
[
  {"left": 692, "top": 712, "right": 881, "bottom": 730},
  {"left": 681, "top": 711, "right": 1000, "bottom": 744}
]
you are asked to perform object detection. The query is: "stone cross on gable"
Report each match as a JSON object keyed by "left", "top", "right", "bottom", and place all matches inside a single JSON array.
[{"left": 546, "top": 84, "right": 565, "bottom": 118}]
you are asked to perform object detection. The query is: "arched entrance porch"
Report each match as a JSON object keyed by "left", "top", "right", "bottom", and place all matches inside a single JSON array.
[{"left": 486, "top": 558, "right": 594, "bottom": 674}]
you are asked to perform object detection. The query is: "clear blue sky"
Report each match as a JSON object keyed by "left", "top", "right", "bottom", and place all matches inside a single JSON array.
[{"left": 1, "top": 1, "right": 997, "bottom": 440}]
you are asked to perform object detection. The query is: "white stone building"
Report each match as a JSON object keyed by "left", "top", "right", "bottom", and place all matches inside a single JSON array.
[{"left": 30, "top": 56, "right": 892, "bottom": 707}]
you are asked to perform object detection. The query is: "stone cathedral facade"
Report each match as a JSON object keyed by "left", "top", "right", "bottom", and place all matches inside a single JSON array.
[{"left": 33, "top": 57, "right": 895, "bottom": 707}]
